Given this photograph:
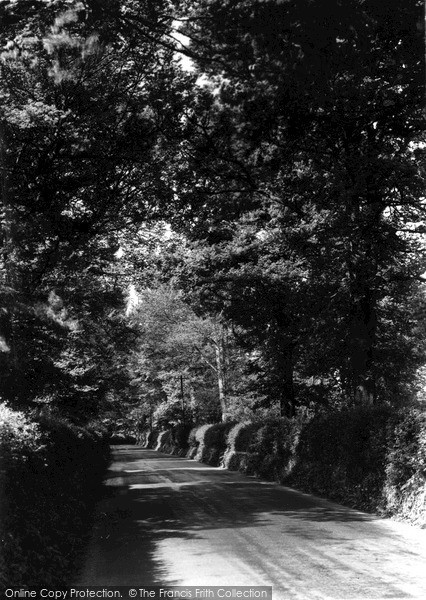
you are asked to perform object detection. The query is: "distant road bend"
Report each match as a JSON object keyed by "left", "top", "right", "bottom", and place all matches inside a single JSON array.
[{"left": 76, "top": 447, "right": 426, "bottom": 600}]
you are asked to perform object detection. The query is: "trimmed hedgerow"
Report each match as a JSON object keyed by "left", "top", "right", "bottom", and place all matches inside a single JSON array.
[
  {"left": 0, "top": 404, "right": 110, "bottom": 588},
  {"left": 200, "top": 422, "right": 236, "bottom": 466},
  {"left": 233, "top": 422, "right": 263, "bottom": 452},
  {"left": 383, "top": 409, "right": 426, "bottom": 525},
  {"left": 189, "top": 424, "right": 211, "bottom": 461},
  {"left": 155, "top": 429, "right": 172, "bottom": 451},
  {"left": 183, "top": 423, "right": 236, "bottom": 465},
  {"left": 171, "top": 423, "right": 192, "bottom": 451},
  {"left": 222, "top": 422, "right": 263, "bottom": 471},
  {"left": 145, "top": 423, "right": 193, "bottom": 455},
  {"left": 246, "top": 417, "right": 303, "bottom": 480},
  {"left": 146, "top": 405, "right": 426, "bottom": 526},
  {"left": 136, "top": 428, "right": 151, "bottom": 447},
  {"left": 145, "top": 428, "right": 160, "bottom": 449},
  {"left": 286, "top": 406, "right": 393, "bottom": 512}
]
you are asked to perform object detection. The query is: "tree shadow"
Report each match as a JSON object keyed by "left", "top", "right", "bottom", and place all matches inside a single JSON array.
[{"left": 72, "top": 446, "right": 415, "bottom": 588}]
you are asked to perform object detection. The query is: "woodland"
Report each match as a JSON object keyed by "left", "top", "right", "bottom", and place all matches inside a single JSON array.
[
  {"left": 1, "top": 1, "right": 426, "bottom": 586},
  {"left": 0, "top": 0, "right": 425, "bottom": 430}
]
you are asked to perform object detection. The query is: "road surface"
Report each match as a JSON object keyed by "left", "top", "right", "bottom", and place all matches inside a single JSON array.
[{"left": 75, "top": 446, "right": 426, "bottom": 599}]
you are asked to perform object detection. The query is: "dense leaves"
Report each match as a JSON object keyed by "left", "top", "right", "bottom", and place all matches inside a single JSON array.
[
  {"left": 158, "top": 0, "right": 426, "bottom": 412},
  {"left": 0, "top": 0, "right": 191, "bottom": 415},
  {"left": 0, "top": 0, "right": 425, "bottom": 423},
  {"left": 0, "top": 403, "right": 110, "bottom": 586}
]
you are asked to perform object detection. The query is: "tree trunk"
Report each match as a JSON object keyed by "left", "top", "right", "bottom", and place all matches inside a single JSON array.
[
  {"left": 280, "top": 349, "right": 296, "bottom": 418},
  {"left": 347, "top": 281, "right": 377, "bottom": 403},
  {"left": 214, "top": 323, "right": 228, "bottom": 421},
  {"left": 268, "top": 315, "right": 296, "bottom": 418},
  {"left": 0, "top": 119, "right": 17, "bottom": 370}
]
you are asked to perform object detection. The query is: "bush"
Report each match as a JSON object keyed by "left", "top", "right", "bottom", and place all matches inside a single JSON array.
[
  {"left": 227, "top": 422, "right": 262, "bottom": 452},
  {"left": 136, "top": 428, "right": 151, "bottom": 447},
  {"left": 192, "top": 424, "right": 214, "bottom": 461},
  {"left": 287, "top": 405, "right": 393, "bottom": 511},
  {"left": 0, "top": 404, "right": 110, "bottom": 587},
  {"left": 146, "top": 429, "right": 160, "bottom": 449},
  {"left": 198, "top": 422, "right": 236, "bottom": 466},
  {"left": 222, "top": 423, "right": 260, "bottom": 470},
  {"left": 247, "top": 417, "right": 303, "bottom": 480},
  {"left": 186, "top": 425, "right": 203, "bottom": 458},
  {"left": 145, "top": 405, "right": 426, "bottom": 526},
  {"left": 233, "top": 422, "right": 263, "bottom": 452},
  {"left": 156, "top": 429, "right": 172, "bottom": 452},
  {"left": 171, "top": 423, "right": 192, "bottom": 450},
  {"left": 384, "top": 409, "right": 426, "bottom": 525}
]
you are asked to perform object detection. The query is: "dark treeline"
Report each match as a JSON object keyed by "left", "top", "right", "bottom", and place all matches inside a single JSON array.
[{"left": 0, "top": 0, "right": 425, "bottom": 429}]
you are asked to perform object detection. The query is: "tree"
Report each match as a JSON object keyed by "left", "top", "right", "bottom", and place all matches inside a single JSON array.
[
  {"left": 0, "top": 0, "right": 192, "bottom": 415},
  {"left": 125, "top": 281, "right": 262, "bottom": 421},
  {"left": 162, "top": 0, "right": 426, "bottom": 409},
  {"left": 128, "top": 284, "right": 232, "bottom": 422}
]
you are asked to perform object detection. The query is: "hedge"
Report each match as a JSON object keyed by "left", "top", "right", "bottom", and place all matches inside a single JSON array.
[
  {"left": 0, "top": 404, "right": 110, "bottom": 587},
  {"left": 143, "top": 405, "right": 426, "bottom": 526},
  {"left": 286, "top": 406, "right": 393, "bottom": 512},
  {"left": 383, "top": 409, "right": 426, "bottom": 524}
]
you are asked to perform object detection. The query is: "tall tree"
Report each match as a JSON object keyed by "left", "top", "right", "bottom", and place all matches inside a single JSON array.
[
  {"left": 164, "top": 0, "right": 426, "bottom": 408},
  {"left": 0, "top": 0, "right": 191, "bottom": 413},
  {"left": 128, "top": 282, "right": 254, "bottom": 422}
]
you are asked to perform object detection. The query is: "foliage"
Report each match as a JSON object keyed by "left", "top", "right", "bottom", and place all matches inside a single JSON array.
[
  {"left": 384, "top": 409, "right": 426, "bottom": 524},
  {"left": 185, "top": 423, "right": 211, "bottom": 460},
  {"left": 221, "top": 421, "right": 259, "bottom": 470},
  {"left": 0, "top": 402, "right": 110, "bottom": 587},
  {"left": 287, "top": 406, "right": 393, "bottom": 511},
  {"left": 202, "top": 421, "right": 236, "bottom": 461},
  {"left": 245, "top": 417, "right": 303, "bottom": 480},
  {"left": 0, "top": 4, "right": 425, "bottom": 582},
  {"left": 0, "top": 402, "right": 44, "bottom": 460},
  {"left": 0, "top": 0, "right": 191, "bottom": 417},
  {"left": 127, "top": 282, "right": 260, "bottom": 423},
  {"left": 150, "top": 401, "right": 426, "bottom": 525},
  {"left": 230, "top": 422, "right": 262, "bottom": 453},
  {"left": 188, "top": 424, "right": 203, "bottom": 450},
  {"left": 155, "top": 429, "right": 172, "bottom": 451},
  {"left": 171, "top": 423, "right": 193, "bottom": 450},
  {"left": 159, "top": 0, "right": 426, "bottom": 414}
]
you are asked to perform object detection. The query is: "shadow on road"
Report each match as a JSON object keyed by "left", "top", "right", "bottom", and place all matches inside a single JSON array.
[{"left": 73, "top": 446, "right": 389, "bottom": 586}]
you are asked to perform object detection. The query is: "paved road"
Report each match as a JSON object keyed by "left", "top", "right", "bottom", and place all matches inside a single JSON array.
[{"left": 75, "top": 446, "right": 426, "bottom": 599}]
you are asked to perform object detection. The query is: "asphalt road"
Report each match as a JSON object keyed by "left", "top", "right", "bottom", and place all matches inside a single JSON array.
[{"left": 75, "top": 446, "right": 426, "bottom": 599}]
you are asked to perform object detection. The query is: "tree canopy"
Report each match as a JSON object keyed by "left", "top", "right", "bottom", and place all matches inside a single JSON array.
[{"left": 0, "top": 0, "right": 425, "bottom": 424}]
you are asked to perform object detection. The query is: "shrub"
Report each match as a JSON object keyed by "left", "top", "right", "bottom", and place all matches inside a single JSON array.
[
  {"left": 226, "top": 422, "right": 262, "bottom": 453},
  {"left": 287, "top": 405, "right": 393, "bottom": 511},
  {"left": 224, "top": 451, "right": 251, "bottom": 471},
  {"left": 384, "top": 409, "right": 426, "bottom": 525},
  {"left": 156, "top": 429, "right": 172, "bottom": 452},
  {"left": 136, "top": 428, "right": 151, "bottom": 447},
  {"left": 193, "top": 424, "right": 214, "bottom": 462},
  {"left": 204, "top": 422, "right": 235, "bottom": 450},
  {"left": 186, "top": 425, "right": 204, "bottom": 458},
  {"left": 145, "top": 405, "right": 426, "bottom": 526},
  {"left": 0, "top": 404, "right": 110, "bottom": 587},
  {"left": 188, "top": 425, "right": 200, "bottom": 448},
  {"left": 171, "top": 423, "right": 192, "bottom": 450},
  {"left": 222, "top": 422, "right": 262, "bottom": 470},
  {"left": 146, "top": 429, "right": 160, "bottom": 449},
  {"left": 247, "top": 417, "right": 303, "bottom": 481},
  {"left": 199, "top": 422, "right": 236, "bottom": 466}
]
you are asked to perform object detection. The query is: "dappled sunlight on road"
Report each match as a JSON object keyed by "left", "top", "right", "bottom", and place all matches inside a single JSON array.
[{"left": 75, "top": 447, "right": 426, "bottom": 599}]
